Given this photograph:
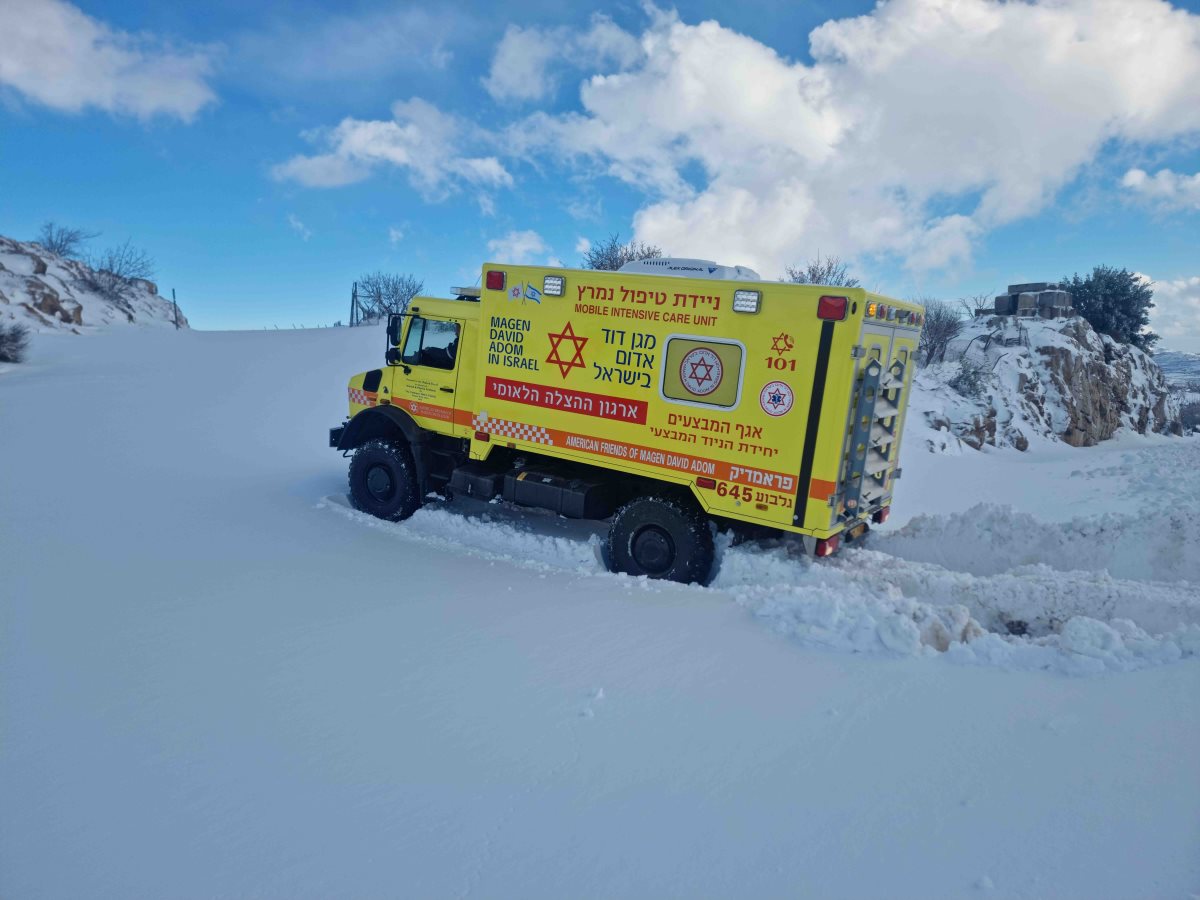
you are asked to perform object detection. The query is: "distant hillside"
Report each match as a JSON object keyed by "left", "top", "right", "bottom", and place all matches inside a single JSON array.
[
  {"left": 1154, "top": 350, "right": 1200, "bottom": 387},
  {"left": 0, "top": 235, "right": 186, "bottom": 332}
]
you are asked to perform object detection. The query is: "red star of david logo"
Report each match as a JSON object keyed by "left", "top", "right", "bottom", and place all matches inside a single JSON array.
[
  {"left": 546, "top": 322, "right": 588, "bottom": 377},
  {"left": 688, "top": 356, "right": 716, "bottom": 386},
  {"left": 770, "top": 332, "right": 795, "bottom": 356}
]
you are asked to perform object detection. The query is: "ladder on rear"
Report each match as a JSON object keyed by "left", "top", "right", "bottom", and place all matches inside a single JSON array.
[{"left": 839, "top": 357, "right": 906, "bottom": 521}]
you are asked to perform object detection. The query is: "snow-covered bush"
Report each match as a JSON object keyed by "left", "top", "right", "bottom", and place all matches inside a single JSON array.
[{"left": 0, "top": 321, "right": 29, "bottom": 363}]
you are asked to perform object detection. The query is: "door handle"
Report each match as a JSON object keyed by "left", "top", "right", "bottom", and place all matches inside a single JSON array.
[{"left": 440, "top": 387, "right": 454, "bottom": 393}]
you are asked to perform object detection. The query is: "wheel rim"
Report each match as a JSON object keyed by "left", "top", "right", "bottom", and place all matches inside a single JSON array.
[
  {"left": 631, "top": 524, "right": 675, "bottom": 575},
  {"left": 365, "top": 464, "right": 395, "bottom": 502}
]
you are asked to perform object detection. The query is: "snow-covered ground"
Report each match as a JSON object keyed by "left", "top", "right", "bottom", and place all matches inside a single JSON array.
[{"left": 2, "top": 327, "right": 1198, "bottom": 898}]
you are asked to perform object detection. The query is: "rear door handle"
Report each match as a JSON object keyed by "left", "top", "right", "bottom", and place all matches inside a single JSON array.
[{"left": 440, "top": 387, "right": 454, "bottom": 393}]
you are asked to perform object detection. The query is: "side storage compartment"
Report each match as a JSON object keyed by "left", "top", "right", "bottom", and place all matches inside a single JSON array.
[{"left": 502, "top": 468, "right": 618, "bottom": 519}]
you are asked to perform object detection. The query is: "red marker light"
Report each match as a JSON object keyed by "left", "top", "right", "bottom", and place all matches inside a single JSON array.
[
  {"left": 814, "top": 534, "right": 840, "bottom": 557},
  {"left": 817, "top": 295, "right": 848, "bottom": 321},
  {"left": 873, "top": 506, "right": 890, "bottom": 524},
  {"left": 696, "top": 477, "right": 717, "bottom": 490},
  {"left": 474, "top": 430, "right": 490, "bottom": 442},
  {"left": 485, "top": 270, "right": 506, "bottom": 291}
]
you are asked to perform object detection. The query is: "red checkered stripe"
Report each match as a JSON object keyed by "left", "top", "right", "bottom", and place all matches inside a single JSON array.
[
  {"left": 348, "top": 387, "right": 377, "bottom": 406},
  {"left": 472, "top": 413, "right": 553, "bottom": 446}
]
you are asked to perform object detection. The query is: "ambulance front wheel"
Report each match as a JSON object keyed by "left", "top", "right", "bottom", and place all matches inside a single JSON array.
[
  {"left": 348, "top": 439, "right": 421, "bottom": 522},
  {"left": 606, "top": 495, "right": 715, "bottom": 584}
]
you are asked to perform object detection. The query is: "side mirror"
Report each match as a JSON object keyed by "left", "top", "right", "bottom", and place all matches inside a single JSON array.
[
  {"left": 386, "top": 347, "right": 404, "bottom": 366},
  {"left": 386, "top": 314, "right": 403, "bottom": 346}
]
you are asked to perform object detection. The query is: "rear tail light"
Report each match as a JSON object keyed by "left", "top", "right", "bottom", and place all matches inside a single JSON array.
[
  {"left": 485, "top": 270, "right": 506, "bottom": 291},
  {"left": 815, "top": 534, "right": 840, "bottom": 558},
  {"left": 817, "top": 295, "right": 848, "bottom": 321},
  {"left": 877, "top": 304, "right": 888, "bottom": 319},
  {"left": 873, "top": 506, "right": 890, "bottom": 524}
]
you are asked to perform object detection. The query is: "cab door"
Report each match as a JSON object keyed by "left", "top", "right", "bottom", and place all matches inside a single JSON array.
[{"left": 390, "top": 314, "right": 462, "bottom": 431}]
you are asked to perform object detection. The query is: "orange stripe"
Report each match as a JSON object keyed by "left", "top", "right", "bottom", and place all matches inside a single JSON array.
[{"left": 401, "top": 399, "right": 799, "bottom": 497}]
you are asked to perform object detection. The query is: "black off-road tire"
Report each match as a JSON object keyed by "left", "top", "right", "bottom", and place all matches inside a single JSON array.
[
  {"left": 348, "top": 439, "right": 421, "bottom": 522},
  {"left": 605, "top": 495, "right": 715, "bottom": 584}
]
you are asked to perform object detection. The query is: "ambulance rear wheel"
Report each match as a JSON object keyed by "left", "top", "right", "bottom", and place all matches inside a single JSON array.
[
  {"left": 348, "top": 439, "right": 421, "bottom": 522},
  {"left": 606, "top": 496, "right": 714, "bottom": 584}
]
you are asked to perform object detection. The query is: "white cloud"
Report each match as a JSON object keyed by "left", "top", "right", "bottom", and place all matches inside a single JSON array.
[
  {"left": 511, "top": 0, "right": 1200, "bottom": 275},
  {"left": 235, "top": 8, "right": 456, "bottom": 85},
  {"left": 483, "top": 14, "right": 642, "bottom": 103},
  {"left": 287, "top": 214, "right": 311, "bottom": 241},
  {"left": 388, "top": 227, "right": 404, "bottom": 245},
  {"left": 1148, "top": 275, "right": 1200, "bottom": 352},
  {"left": 487, "top": 230, "right": 549, "bottom": 264},
  {"left": 0, "top": 0, "right": 215, "bottom": 120},
  {"left": 272, "top": 98, "right": 513, "bottom": 201},
  {"left": 1122, "top": 168, "right": 1200, "bottom": 211},
  {"left": 575, "top": 237, "right": 591, "bottom": 254}
]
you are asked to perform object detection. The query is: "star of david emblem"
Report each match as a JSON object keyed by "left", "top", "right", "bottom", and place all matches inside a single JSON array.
[
  {"left": 688, "top": 357, "right": 716, "bottom": 385},
  {"left": 770, "top": 332, "right": 795, "bottom": 356},
  {"left": 679, "top": 347, "right": 723, "bottom": 396},
  {"left": 767, "top": 389, "right": 785, "bottom": 409},
  {"left": 546, "top": 322, "right": 588, "bottom": 377}
]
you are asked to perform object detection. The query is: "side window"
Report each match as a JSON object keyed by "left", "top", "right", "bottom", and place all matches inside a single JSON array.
[
  {"left": 661, "top": 337, "right": 743, "bottom": 408},
  {"left": 401, "top": 317, "right": 426, "bottom": 365},
  {"left": 401, "top": 317, "right": 460, "bottom": 370},
  {"left": 420, "top": 320, "right": 460, "bottom": 370}
]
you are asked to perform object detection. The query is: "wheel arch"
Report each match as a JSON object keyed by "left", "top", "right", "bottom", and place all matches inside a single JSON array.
[{"left": 337, "top": 405, "right": 426, "bottom": 451}]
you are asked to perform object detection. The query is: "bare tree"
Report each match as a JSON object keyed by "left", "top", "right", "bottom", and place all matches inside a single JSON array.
[
  {"left": 35, "top": 221, "right": 99, "bottom": 259},
  {"left": 80, "top": 240, "right": 156, "bottom": 305},
  {"left": 357, "top": 271, "right": 423, "bottom": 322},
  {"left": 0, "top": 321, "right": 30, "bottom": 363},
  {"left": 784, "top": 253, "right": 860, "bottom": 288},
  {"left": 582, "top": 233, "right": 664, "bottom": 271},
  {"left": 958, "top": 292, "right": 992, "bottom": 318},
  {"left": 916, "top": 298, "right": 964, "bottom": 367}
]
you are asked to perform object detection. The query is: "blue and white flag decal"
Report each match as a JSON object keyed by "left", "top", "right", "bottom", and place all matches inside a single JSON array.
[{"left": 523, "top": 283, "right": 542, "bottom": 303}]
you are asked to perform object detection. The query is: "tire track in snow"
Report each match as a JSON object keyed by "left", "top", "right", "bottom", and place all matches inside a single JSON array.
[{"left": 318, "top": 495, "right": 1200, "bottom": 674}]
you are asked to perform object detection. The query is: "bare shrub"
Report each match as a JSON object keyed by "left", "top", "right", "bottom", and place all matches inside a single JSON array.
[
  {"left": 949, "top": 357, "right": 989, "bottom": 398},
  {"left": 81, "top": 240, "right": 156, "bottom": 305},
  {"left": 0, "top": 321, "right": 30, "bottom": 363},
  {"left": 784, "top": 254, "right": 860, "bottom": 288},
  {"left": 35, "top": 221, "right": 99, "bottom": 259},
  {"left": 917, "top": 298, "right": 964, "bottom": 366},
  {"left": 582, "top": 233, "right": 663, "bottom": 271},
  {"left": 958, "top": 292, "right": 992, "bottom": 318},
  {"left": 357, "top": 272, "right": 423, "bottom": 321}
]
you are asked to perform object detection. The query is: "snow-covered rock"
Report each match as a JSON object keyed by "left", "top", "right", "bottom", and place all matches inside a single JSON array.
[
  {"left": 912, "top": 315, "right": 1179, "bottom": 451},
  {"left": 0, "top": 235, "right": 186, "bottom": 332}
]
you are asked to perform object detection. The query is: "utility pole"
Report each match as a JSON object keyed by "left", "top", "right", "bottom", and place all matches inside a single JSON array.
[
  {"left": 350, "top": 282, "right": 358, "bottom": 327},
  {"left": 172, "top": 288, "right": 179, "bottom": 330}
]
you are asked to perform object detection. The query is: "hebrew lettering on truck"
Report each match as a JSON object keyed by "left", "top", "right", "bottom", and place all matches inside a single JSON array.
[{"left": 329, "top": 257, "right": 925, "bottom": 584}]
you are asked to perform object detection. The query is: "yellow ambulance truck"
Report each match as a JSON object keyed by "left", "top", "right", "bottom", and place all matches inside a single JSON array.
[{"left": 330, "top": 258, "right": 924, "bottom": 583}]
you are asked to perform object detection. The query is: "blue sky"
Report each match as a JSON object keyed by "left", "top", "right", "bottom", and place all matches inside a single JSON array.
[{"left": 1, "top": 0, "right": 1198, "bottom": 349}]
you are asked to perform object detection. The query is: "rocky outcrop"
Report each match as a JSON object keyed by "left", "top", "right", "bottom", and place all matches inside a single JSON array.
[
  {"left": 0, "top": 235, "right": 186, "bottom": 332},
  {"left": 913, "top": 315, "right": 1180, "bottom": 452}
]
